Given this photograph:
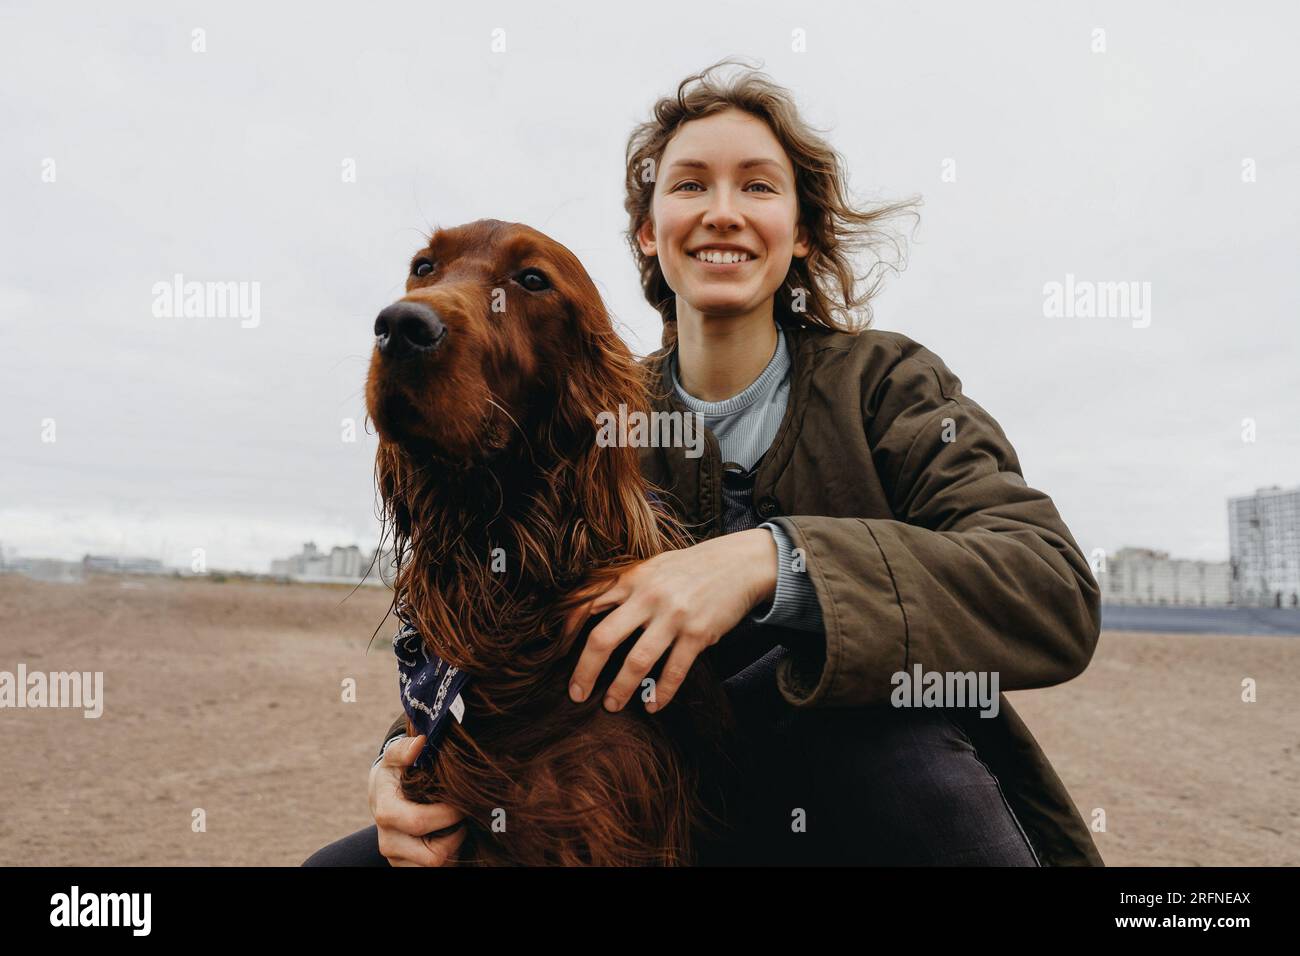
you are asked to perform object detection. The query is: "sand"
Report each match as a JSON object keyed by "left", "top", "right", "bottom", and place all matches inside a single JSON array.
[{"left": 0, "top": 574, "right": 1295, "bottom": 866}]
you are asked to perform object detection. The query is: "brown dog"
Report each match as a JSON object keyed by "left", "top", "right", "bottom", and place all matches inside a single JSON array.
[{"left": 365, "top": 219, "right": 739, "bottom": 865}]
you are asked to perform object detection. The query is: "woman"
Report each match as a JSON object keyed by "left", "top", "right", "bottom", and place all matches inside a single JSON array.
[{"left": 306, "top": 59, "right": 1102, "bottom": 867}]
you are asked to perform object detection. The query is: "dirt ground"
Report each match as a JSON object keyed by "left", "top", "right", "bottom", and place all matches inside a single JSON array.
[{"left": 0, "top": 574, "right": 1295, "bottom": 866}]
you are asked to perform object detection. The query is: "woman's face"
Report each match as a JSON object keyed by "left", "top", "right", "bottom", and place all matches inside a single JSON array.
[{"left": 638, "top": 108, "right": 809, "bottom": 323}]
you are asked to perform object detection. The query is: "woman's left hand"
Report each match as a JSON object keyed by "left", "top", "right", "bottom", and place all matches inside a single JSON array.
[{"left": 562, "top": 528, "right": 778, "bottom": 714}]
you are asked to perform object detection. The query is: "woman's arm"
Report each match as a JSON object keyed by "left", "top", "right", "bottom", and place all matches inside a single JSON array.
[{"left": 770, "top": 342, "right": 1101, "bottom": 709}]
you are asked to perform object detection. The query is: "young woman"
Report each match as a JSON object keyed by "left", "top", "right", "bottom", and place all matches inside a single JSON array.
[{"left": 305, "top": 60, "right": 1102, "bottom": 867}]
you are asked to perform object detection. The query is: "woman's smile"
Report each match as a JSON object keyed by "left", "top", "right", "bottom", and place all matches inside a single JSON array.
[{"left": 689, "top": 250, "right": 760, "bottom": 272}]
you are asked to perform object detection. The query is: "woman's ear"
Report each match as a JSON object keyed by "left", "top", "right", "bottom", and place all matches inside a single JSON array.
[
  {"left": 636, "top": 217, "right": 657, "bottom": 257},
  {"left": 793, "top": 221, "right": 811, "bottom": 259}
]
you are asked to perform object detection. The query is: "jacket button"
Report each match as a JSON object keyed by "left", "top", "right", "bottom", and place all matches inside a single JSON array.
[{"left": 757, "top": 496, "right": 779, "bottom": 518}]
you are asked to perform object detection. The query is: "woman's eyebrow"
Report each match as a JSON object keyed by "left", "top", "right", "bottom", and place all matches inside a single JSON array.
[{"left": 667, "top": 157, "right": 786, "bottom": 173}]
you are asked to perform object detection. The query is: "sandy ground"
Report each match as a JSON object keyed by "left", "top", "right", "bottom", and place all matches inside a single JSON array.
[{"left": 0, "top": 573, "right": 1295, "bottom": 866}]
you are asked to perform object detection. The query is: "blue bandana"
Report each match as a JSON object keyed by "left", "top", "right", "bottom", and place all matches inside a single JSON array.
[{"left": 393, "top": 613, "right": 470, "bottom": 772}]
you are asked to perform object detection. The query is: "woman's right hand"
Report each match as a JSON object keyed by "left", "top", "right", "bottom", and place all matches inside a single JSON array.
[{"left": 369, "top": 735, "right": 468, "bottom": 867}]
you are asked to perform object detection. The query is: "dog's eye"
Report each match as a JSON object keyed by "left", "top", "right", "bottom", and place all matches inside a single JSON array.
[
  {"left": 412, "top": 260, "right": 434, "bottom": 278},
  {"left": 517, "top": 268, "right": 550, "bottom": 292}
]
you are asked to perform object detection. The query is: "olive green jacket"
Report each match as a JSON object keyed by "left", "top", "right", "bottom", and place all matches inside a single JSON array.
[{"left": 636, "top": 318, "right": 1105, "bottom": 867}]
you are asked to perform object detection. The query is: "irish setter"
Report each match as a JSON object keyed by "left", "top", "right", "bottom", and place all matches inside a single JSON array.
[{"left": 365, "top": 219, "right": 739, "bottom": 866}]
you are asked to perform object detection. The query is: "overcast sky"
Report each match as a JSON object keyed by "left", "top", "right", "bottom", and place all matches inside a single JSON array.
[{"left": 2, "top": 0, "right": 1297, "bottom": 572}]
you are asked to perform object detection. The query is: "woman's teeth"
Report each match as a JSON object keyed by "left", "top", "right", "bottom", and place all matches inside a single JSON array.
[{"left": 693, "top": 249, "right": 754, "bottom": 264}]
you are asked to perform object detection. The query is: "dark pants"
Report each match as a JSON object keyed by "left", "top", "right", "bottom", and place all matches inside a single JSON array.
[{"left": 303, "top": 647, "right": 1038, "bottom": 867}]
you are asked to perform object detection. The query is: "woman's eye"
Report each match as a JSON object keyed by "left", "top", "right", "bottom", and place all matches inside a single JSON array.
[
  {"left": 412, "top": 260, "right": 434, "bottom": 277},
  {"left": 672, "top": 181, "right": 774, "bottom": 193},
  {"left": 518, "top": 268, "right": 550, "bottom": 292}
]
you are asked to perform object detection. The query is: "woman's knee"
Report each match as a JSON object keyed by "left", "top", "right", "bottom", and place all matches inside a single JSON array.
[
  {"left": 301, "top": 825, "right": 390, "bottom": 867},
  {"left": 786, "top": 706, "right": 1040, "bottom": 865}
]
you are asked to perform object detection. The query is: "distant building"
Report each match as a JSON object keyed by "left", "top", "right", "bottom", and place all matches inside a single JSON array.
[
  {"left": 4, "top": 557, "right": 86, "bottom": 584},
  {"left": 82, "top": 554, "right": 166, "bottom": 575},
  {"left": 1229, "top": 485, "right": 1300, "bottom": 608},
  {"left": 1098, "top": 547, "right": 1232, "bottom": 607},
  {"left": 368, "top": 545, "right": 399, "bottom": 587},
  {"left": 328, "top": 545, "right": 363, "bottom": 579},
  {"left": 270, "top": 541, "right": 394, "bottom": 586}
]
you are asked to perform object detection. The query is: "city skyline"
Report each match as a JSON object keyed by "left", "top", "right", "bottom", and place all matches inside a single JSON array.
[{"left": 5, "top": 481, "right": 1297, "bottom": 583}]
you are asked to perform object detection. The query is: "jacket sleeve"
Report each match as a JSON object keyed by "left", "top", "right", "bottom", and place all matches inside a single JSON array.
[{"left": 768, "top": 341, "right": 1101, "bottom": 708}]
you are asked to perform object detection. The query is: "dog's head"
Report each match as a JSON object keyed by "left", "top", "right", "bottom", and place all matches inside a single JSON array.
[{"left": 366, "top": 219, "right": 643, "bottom": 467}]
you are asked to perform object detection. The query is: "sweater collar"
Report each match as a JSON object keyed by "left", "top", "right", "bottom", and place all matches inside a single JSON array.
[
  {"left": 647, "top": 319, "right": 815, "bottom": 418},
  {"left": 668, "top": 321, "right": 790, "bottom": 417}
]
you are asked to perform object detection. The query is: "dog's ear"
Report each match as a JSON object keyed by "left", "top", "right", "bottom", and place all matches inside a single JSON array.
[
  {"left": 374, "top": 443, "right": 409, "bottom": 530},
  {"left": 542, "top": 313, "right": 666, "bottom": 561},
  {"left": 545, "top": 319, "right": 646, "bottom": 459}
]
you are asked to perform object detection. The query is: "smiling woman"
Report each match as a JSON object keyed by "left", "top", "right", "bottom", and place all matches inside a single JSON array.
[{"left": 581, "top": 57, "right": 1102, "bottom": 865}]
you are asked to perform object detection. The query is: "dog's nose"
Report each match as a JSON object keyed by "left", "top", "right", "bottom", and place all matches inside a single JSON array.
[{"left": 374, "top": 301, "right": 446, "bottom": 357}]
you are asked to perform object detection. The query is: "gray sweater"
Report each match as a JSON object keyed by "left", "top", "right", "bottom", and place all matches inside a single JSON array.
[{"left": 668, "top": 322, "right": 824, "bottom": 633}]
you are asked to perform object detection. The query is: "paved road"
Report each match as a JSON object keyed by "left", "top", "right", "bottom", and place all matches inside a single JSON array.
[{"left": 1101, "top": 603, "right": 1300, "bottom": 636}]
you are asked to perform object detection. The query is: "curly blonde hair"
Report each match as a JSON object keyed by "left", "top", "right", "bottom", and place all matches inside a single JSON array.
[{"left": 623, "top": 56, "right": 922, "bottom": 349}]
